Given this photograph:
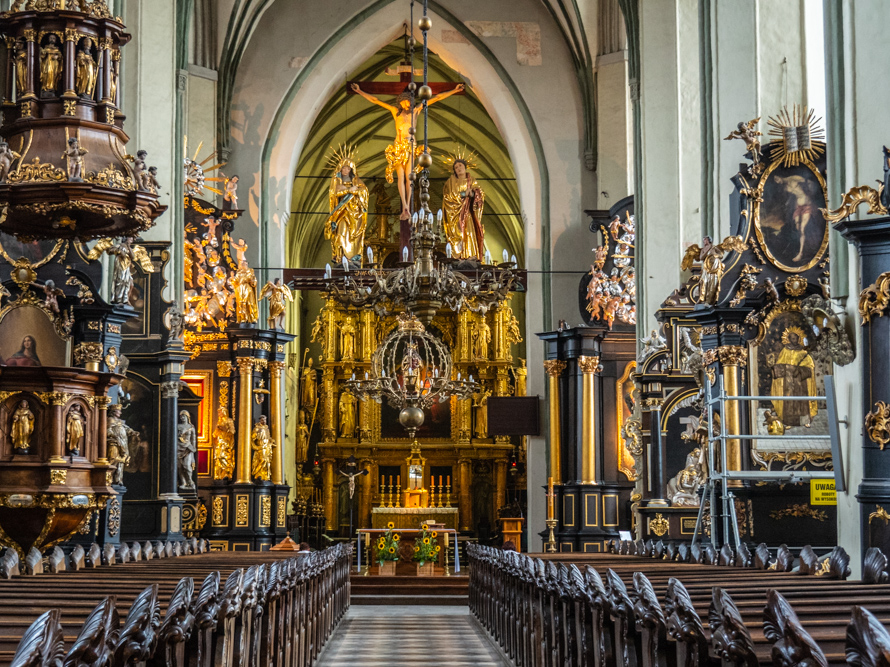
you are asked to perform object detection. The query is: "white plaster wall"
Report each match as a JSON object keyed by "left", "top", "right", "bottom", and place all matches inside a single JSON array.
[
  {"left": 831, "top": 0, "right": 890, "bottom": 577},
  {"left": 120, "top": 0, "right": 177, "bottom": 295}
]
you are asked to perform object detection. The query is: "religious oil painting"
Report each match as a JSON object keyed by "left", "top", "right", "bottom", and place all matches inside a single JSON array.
[
  {"left": 754, "top": 161, "right": 828, "bottom": 272},
  {"left": 0, "top": 231, "right": 60, "bottom": 265},
  {"left": 0, "top": 305, "right": 68, "bottom": 367},
  {"left": 748, "top": 306, "right": 832, "bottom": 470}
]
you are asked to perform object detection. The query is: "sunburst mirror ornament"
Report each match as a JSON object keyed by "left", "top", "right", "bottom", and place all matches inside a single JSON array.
[{"left": 767, "top": 106, "right": 825, "bottom": 167}]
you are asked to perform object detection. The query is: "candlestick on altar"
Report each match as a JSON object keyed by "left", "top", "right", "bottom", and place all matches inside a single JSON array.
[{"left": 547, "top": 476, "right": 555, "bottom": 520}]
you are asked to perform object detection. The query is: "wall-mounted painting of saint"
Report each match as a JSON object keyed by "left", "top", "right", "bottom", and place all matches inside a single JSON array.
[
  {"left": 0, "top": 306, "right": 68, "bottom": 367},
  {"left": 755, "top": 162, "right": 829, "bottom": 272}
]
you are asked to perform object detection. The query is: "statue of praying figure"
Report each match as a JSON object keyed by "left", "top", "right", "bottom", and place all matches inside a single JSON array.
[
  {"left": 350, "top": 81, "right": 464, "bottom": 220},
  {"left": 443, "top": 158, "right": 485, "bottom": 260},
  {"left": 11, "top": 399, "right": 34, "bottom": 453},
  {"left": 325, "top": 154, "right": 369, "bottom": 263}
]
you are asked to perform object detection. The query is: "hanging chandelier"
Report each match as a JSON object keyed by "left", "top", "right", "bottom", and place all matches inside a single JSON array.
[
  {"left": 322, "top": 0, "right": 520, "bottom": 325},
  {"left": 344, "top": 313, "right": 477, "bottom": 436}
]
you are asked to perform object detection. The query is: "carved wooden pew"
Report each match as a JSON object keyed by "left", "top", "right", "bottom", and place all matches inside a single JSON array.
[
  {"left": 468, "top": 543, "right": 890, "bottom": 667},
  {"left": 0, "top": 542, "right": 351, "bottom": 667}
]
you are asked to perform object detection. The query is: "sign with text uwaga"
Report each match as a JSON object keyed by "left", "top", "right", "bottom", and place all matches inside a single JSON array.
[{"left": 810, "top": 479, "right": 837, "bottom": 505}]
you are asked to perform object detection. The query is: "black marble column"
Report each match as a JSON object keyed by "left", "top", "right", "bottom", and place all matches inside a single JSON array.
[{"left": 836, "top": 214, "right": 890, "bottom": 562}]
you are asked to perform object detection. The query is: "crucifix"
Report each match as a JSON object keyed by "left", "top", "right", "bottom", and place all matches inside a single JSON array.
[
  {"left": 339, "top": 455, "right": 369, "bottom": 538},
  {"left": 347, "top": 36, "right": 465, "bottom": 257}
]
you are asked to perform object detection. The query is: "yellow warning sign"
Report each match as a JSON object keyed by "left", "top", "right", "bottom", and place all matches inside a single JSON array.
[{"left": 810, "top": 479, "right": 837, "bottom": 505}]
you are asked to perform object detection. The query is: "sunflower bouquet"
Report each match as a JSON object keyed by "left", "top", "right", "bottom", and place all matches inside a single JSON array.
[
  {"left": 375, "top": 522, "right": 401, "bottom": 565},
  {"left": 412, "top": 524, "right": 440, "bottom": 566}
]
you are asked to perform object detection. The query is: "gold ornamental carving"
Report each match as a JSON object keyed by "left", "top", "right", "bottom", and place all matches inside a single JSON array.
[
  {"left": 578, "top": 355, "right": 602, "bottom": 374},
  {"left": 821, "top": 184, "right": 888, "bottom": 223},
  {"left": 869, "top": 505, "right": 890, "bottom": 525},
  {"left": 217, "top": 360, "right": 232, "bottom": 378},
  {"left": 277, "top": 496, "right": 286, "bottom": 528},
  {"left": 543, "top": 360, "right": 566, "bottom": 378},
  {"left": 859, "top": 272, "right": 890, "bottom": 324},
  {"left": 8, "top": 157, "right": 65, "bottom": 184},
  {"left": 87, "top": 164, "right": 136, "bottom": 191},
  {"left": 648, "top": 513, "right": 669, "bottom": 537},
  {"left": 212, "top": 496, "right": 225, "bottom": 526},
  {"left": 769, "top": 503, "right": 828, "bottom": 522},
  {"left": 260, "top": 495, "right": 271, "bottom": 528},
  {"left": 784, "top": 276, "right": 808, "bottom": 297},
  {"left": 717, "top": 345, "right": 748, "bottom": 367},
  {"left": 107, "top": 497, "right": 120, "bottom": 536},
  {"left": 74, "top": 342, "right": 103, "bottom": 365},
  {"left": 235, "top": 495, "right": 249, "bottom": 527},
  {"left": 50, "top": 469, "right": 67, "bottom": 485},
  {"left": 865, "top": 402, "right": 890, "bottom": 451}
]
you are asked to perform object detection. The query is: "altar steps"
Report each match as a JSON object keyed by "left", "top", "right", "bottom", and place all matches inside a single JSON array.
[{"left": 351, "top": 573, "right": 469, "bottom": 606}]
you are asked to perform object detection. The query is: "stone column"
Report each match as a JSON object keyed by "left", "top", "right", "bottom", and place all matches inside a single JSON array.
[
  {"left": 235, "top": 357, "right": 254, "bottom": 484},
  {"left": 717, "top": 345, "right": 747, "bottom": 485},
  {"left": 543, "top": 360, "right": 566, "bottom": 482},
  {"left": 22, "top": 29, "right": 35, "bottom": 101},
  {"left": 323, "top": 459, "right": 335, "bottom": 531},
  {"left": 644, "top": 397, "right": 668, "bottom": 505},
  {"left": 159, "top": 380, "right": 181, "bottom": 497},
  {"left": 4, "top": 37, "right": 13, "bottom": 102},
  {"left": 98, "top": 37, "right": 111, "bottom": 105},
  {"left": 269, "top": 361, "right": 285, "bottom": 485},
  {"left": 459, "top": 458, "right": 472, "bottom": 531},
  {"left": 578, "top": 355, "right": 601, "bottom": 484}
]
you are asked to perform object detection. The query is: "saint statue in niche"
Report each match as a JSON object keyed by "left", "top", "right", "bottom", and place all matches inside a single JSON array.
[
  {"left": 769, "top": 326, "right": 817, "bottom": 428},
  {"left": 66, "top": 404, "right": 85, "bottom": 456},
  {"left": 350, "top": 82, "right": 464, "bottom": 219},
  {"left": 11, "top": 399, "right": 34, "bottom": 453},
  {"left": 251, "top": 415, "right": 274, "bottom": 481},
  {"left": 325, "top": 151, "right": 368, "bottom": 263},
  {"left": 75, "top": 37, "right": 98, "bottom": 98},
  {"left": 339, "top": 392, "right": 356, "bottom": 438},
  {"left": 232, "top": 260, "right": 258, "bottom": 324},
  {"left": 300, "top": 357, "right": 318, "bottom": 410},
  {"left": 177, "top": 411, "right": 197, "bottom": 489},
  {"left": 442, "top": 158, "right": 485, "bottom": 260},
  {"left": 212, "top": 406, "right": 236, "bottom": 480},
  {"left": 39, "top": 34, "right": 62, "bottom": 94}
]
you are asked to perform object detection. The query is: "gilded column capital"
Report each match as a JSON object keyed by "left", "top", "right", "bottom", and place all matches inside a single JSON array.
[
  {"left": 268, "top": 360, "right": 286, "bottom": 377},
  {"left": 64, "top": 28, "right": 78, "bottom": 43},
  {"left": 578, "top": 355, "right": 602, "bottom": 374},
  {"left": 717, "top": 345, "right": 748, "bottom": 367},
  {"left": 543, "top": 360, "right": 567, "bottom": 377},
  {"left": 23, "top": 29, "right": 36, "bottom": 43},
  {"left": 644, "top": 397, "right": 664, "bottom": 410},
  {"left": 236, "top": 357, "right": 254, "bottom": 374},
  {"left": 94, "top": 396, "right": 112, "bottom": 409}
]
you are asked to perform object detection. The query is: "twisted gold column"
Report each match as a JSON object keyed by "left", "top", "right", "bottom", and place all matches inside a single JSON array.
[
  {"left": 544, "top": 360, "right": 567, "bottom": 483},
  {"left": 269, "top": 361, "right": 285, "bottom": 485},
  {"left": 578, "top": 355, "right": 602, "bottom": 484},
  {"left": 235, "top": 357, "right": 254, "bottom": 484}
]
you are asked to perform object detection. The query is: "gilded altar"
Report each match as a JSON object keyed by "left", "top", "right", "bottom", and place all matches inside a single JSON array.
[{"left": 308, "top": 294, "right": 526, "bottom": 536}]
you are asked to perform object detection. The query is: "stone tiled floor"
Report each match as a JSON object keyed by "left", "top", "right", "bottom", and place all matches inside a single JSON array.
[{"left": 317, "top": 605, "right": 509, "bottom": 666}]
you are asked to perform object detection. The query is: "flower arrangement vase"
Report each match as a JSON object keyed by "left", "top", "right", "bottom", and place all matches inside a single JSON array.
[
  {"left": 379, "top": 560, "right": 397, "bottom": 576},
  {"left": 416, "top": 561, "right": 435, "bottom": 576}
]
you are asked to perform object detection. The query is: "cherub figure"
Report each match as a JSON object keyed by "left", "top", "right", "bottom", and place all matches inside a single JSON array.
[
  {"left": 40, "top": 279, "right": 63, "bottom": 314},
  {"left": 62, "top": 137, "right": 88, "bottom": 182},
  {"left": 593, "top": 246, "right": 608, "bottom": 271},
  {"left": 0, "top": 141, "right": 21, "bottom": 183},
  {"left": 230, "top": 238, "right": 248, "bottom": 265},
  {"left": 724, "top": 117, "right": 762, "bottom": 168},
  {"left": 127, "top": 149, "right": 148, "bottom": 190}
]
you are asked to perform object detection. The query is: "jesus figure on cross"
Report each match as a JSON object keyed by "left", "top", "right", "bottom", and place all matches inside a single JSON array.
[{"left": 351, "top": 82, "right": 464, "bottom": 220}]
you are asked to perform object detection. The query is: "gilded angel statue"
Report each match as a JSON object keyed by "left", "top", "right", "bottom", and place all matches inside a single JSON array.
[
  {"left": 724, "top": 117, "right": 762, "bottom": 165},
  {"left": 88, "top": 237, "right": 155, "bottom": 305},
  {"left": 681, "top": 235, "right": 747, "bottom": 305}
]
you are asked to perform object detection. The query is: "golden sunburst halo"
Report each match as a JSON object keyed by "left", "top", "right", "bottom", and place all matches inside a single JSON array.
[
  {"left": 327, "top": 143, "right": 360, "bottom": 172},
  {"left": 767, "top": 105, "right": 825, "bottom": 167},
  {"left": 442, "top": 144, "right": 478, "bottom": 171},
  {"left": 781, "top": 325, "right": 807, "bottom": 346}
]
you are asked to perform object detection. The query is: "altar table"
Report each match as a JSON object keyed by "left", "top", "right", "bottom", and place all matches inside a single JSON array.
[
  {"left": 356, "top": 528, "right": 460, "bottom": 573},
  {"left": 371, "top": 506, "right": 459, "bottom": 529}
]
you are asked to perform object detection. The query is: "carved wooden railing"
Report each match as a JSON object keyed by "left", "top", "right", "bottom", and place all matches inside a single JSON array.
[
  {"left": 468, "top": 542, "right": 890, "bottom": 667},
  {"left": 3, "top": 542, "right": 352, "bottom": 667}
]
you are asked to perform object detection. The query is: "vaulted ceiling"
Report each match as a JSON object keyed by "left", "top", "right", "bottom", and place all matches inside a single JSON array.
[{"left": 286, "top": 40, "right": 522, "bottom": 270}]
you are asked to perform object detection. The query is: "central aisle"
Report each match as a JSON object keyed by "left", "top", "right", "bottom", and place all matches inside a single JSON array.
[{"left": 317, "top": 605, "right": 509, "bottom": 666}]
